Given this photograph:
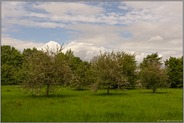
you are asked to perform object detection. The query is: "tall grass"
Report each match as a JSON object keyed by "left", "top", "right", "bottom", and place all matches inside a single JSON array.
[{"left": 1, "top": 86, "right": 183, "bottom": 122}]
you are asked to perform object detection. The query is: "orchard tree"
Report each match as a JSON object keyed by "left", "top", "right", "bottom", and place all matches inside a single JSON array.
[
  {"left": 116, "top": 52, "right": 137, "bottom": 88},
  {"left": 91, "top": 51, "right": 136, "bottom": 94},
  {"left": 139, "top": 53, "right": 168, "bottom": 93},
  {"left": 71, "top": 61, "right": 91, "bottom": 90},
  {"left": 22, "top": 48, "right": 73, "bottom": 96},
  {"left": 140, "top": 52, "right": 162, "bottom": 68},
  {"left": 54, "top": 51, "right": 74, "bottom": 87},
  {"left": 1, "top": 45, "right": 23, "bottom": 85},
  {"left": 165, "top": 56, "right": 183, "bottom": 88},
  {"left": 64, "top": 50, "right": 91, "bottom": 90},
  {"left": 22, "top": 48, "right": 38, "bottom": 58}
]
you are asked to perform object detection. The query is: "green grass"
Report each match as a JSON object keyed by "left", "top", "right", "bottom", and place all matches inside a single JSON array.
[{"left": 1, "top": 85, "right": 183, "bottom": 122}]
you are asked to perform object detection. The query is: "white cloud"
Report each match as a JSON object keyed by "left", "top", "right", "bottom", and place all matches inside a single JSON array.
[
  {"left": 118, "top": 4, "right": 130, "bottom": 10},
  {"left": 2, "top": 36, "right": 182, "bottom": 62},
  {"left": 148, "top": 36, "right": 163, "bottom": 42},
  {"left": 2, "top": 2, "right": 66, "bottom": 29},
  {"left": 118, "top": 1, "right": 182, "bottom": 59},
  {"left": 4, "top": 17, "right": 65, "bottom": 29},
  {"left": 33, "top": 2, "right": 104, "bottom": 16},
  {"left": 63, "top": 41, "right": 107, "bottom": 61},
  {"left": 1, "top": 1, "right": 182, "bottom": 62},
  {"left": 65, "top": 24, "right": 126, "bottom": 47},
  {"left": 37, "top": 41, "right": 62, "bottom": 53},
  {"left": 123, "top": 1, "right": 182, "bottom": 23},
  {"left": 2, "top": 37, "right": 44, "bottom": 51},
  {"left": 2, "top": 2, "right": 28, "bottom": 31},
  {"left": 2, "top": 1, "right": 182, "bottom": 27},
  {"left": 1, "top": 37, "right": 107, "bottom": 61},
  {"left": 2, "top": 1, "right": 164, "bottom": 30},
  {"left": 64, "top": 18, "right": 182, "bottom": 61},
  {"left": 2, "top": 2, "right": 27, "bottom": 19}
]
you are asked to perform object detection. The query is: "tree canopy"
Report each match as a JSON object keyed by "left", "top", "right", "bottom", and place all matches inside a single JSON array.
[
  {"left": 139, "top": 53, "right": 168, "bottom": 93},
  {"left": 1, "top": 45, "right": 183, "bottom": 95},
  {"left": 1, "top": 45, "right": 23, "bottom": 85},
  {"left": 22, "top": 48, "right": 73, "bottom": 96},
  {"left": 165, "top": 56, "right": 183, "bottom": 88},
  {"left": 91, "top": 51, "right": 137, "bottom": 94}
]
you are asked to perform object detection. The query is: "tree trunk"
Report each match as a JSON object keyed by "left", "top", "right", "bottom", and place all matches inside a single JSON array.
[
  {"left": 153, "top": 87, "right": 156, "bottom": 93},
  {"left": 107, "top": 84, "right": 110, "bottom": 94},
  {"left": 46, "top": 83, "right": 50, "bottom": 96}
]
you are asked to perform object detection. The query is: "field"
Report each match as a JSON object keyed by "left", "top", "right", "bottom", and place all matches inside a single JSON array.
[{"left": 1, "top": 86, "right": 183, "bottom": 122}]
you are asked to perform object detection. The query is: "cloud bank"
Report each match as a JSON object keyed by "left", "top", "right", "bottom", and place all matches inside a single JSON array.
[{"left": 2, "top": 1, "right": 183, "bottom": 62}]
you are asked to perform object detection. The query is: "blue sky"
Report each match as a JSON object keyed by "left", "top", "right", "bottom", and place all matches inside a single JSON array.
[
  {"left": 2, "top": 1, "right": 183, "bottom": 61},
  {"left": 5, "top": 25, "right": 73, "bottom": 43}
]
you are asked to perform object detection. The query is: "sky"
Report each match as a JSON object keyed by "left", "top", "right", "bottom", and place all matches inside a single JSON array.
[{"left": 2, "top": 1, "right": 183, "bottom": 62}]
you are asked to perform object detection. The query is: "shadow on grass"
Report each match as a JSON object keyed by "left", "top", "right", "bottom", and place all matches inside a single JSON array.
[
  {"left": 28, "top": 94, "right": 76, "bottom": 98},
  {"left": 72, "top": 88, "right": 89, "bottom": 91},
  {"left": 92, "top": 92, "right": 129, "bottom": 96},
  {"left": 140, "top": 91, "right": 169, "bottom": 94}
]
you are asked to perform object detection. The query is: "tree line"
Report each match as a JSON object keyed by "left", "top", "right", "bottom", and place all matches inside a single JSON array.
[{"left": 1, "top": 45, "right": 183, "bottom": 96}]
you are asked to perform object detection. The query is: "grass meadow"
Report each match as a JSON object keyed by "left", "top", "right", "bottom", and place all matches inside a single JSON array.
[{"left": 1, "top": 85, "right": 183, "bottom": 122}]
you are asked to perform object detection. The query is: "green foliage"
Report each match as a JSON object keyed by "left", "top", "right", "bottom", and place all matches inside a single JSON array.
[
  {"left": 140, "top": 52, "right": 162, "bottom": 69},
  {"left": 116, "top": 52, "right": 137, "bottom": 88},
  {"left": 91, "top": 51, "right": 137, "bottom": 94},
  {"left": 139, "top": 53, "right": 168, "bottom": 93},
  {"left": 2, "top": 45, "right": 182, "bottom": 94},
  {"left": 1, "top": 45, "right": 23, "bottom": 85},
  {"left": 22, "top": 48, "right": 38, "bottom": 58},
  {"left": 72, "top": 61, "right": 91, "bottom": 90},
  {"left": 22, "top": 48, "right": 73, "bottom": 96},
  {"left": 64, "top": 50, "right": 92, "bottom": 90},
  {"left": 140, "top": 64, "right": 168, "bottom": 93},
  {"left": 165, "top": 56, "right": 183, "bottom": 88}
]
